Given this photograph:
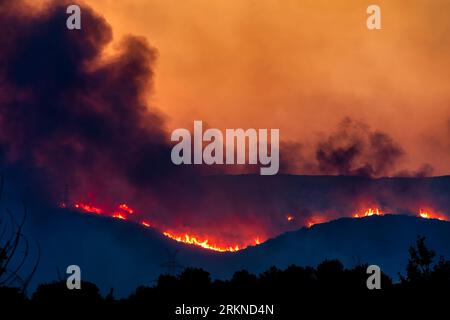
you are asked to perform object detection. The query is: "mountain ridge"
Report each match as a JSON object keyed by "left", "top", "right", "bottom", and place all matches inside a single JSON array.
[{"left": 18, "top": 207, "right": 450, "bottom": 297}]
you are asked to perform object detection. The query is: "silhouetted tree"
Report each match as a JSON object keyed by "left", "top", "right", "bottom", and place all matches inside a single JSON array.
[
  {"left": 259, "top": 266, "right": 282, "bottom": 288},
  {"left": 231, "top": 270, "right": 258, "bottom": 289},
  {"left": 400, "top": 236, "right": 437, "bottom": 288},
  {"left": 179, "top": 267, "right": 211, "bottom": 300},
  {"left": 0, "top": 285, "right": 27, "bottom": 305},
  {"left": 156, "top": 273, "right": 179, "bottom": 291},
  {"left": 0, "top": 175, "right": 40, "bottom": 294},
  {"left": 398, "top": 235, "right": 450, "bottom": 292},
  {"left": 32, "top": 281, "right": 102, "bottom": 305},
  {"left": 430, "top": 256, "right": 450, "bottom": 288},
  {"left": 316, "top": 259, "right": 345, "bottom": 290},
  {"left": 344, "top": 263, "right": 392, "bottom": 291}
]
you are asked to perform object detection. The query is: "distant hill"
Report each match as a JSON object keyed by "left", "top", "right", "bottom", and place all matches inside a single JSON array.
[
  {"left": 20, "top": 207, "right": 450, "bottom": 297},
  {"left": 222, "top": 214, "right": 450, "bottom": 278},
  {"left": 130, "top": 174, "right": 450, "bottom": 244}
]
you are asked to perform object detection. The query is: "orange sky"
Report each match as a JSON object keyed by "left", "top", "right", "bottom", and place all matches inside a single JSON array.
[{"left": 79, "top": 0, "right": 450, "bottom": 175}]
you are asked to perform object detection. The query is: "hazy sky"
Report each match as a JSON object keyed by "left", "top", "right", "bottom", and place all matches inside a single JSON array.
[{"left": 79, "top": 0, "right": 450, "bottom": 175}]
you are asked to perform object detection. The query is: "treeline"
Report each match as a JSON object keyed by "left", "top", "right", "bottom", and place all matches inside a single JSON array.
[{"left": 1, "top": 236, "right": 450, "bottom": 317}]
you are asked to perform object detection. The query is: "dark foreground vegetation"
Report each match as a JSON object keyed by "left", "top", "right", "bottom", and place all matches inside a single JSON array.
[{"left": 1, "top": 236, "right": 450, "bottom": 317}]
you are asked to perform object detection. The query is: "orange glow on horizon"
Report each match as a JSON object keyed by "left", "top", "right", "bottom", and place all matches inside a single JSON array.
[
  {"left": 418, "top": 209, "right": 447, "bottom": 221},
  {"left": 70, "top": 200, "right": 449, "bottom": 253},
  {"left": 353, "top": 208, "right": 383, "bottom": 218},
  {"left": 305, "top": 216, "right": 327, "bottom": 228}
]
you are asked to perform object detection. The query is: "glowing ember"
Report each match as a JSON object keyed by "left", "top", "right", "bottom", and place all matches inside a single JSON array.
[
  {"left": 353, "top": 208, "right": 382, "bottom": 218},
  {"left": 305, "top": 216, "right": 326, "bottom": 228},
  {"left": 286, "top": 215, "right": 294, "bottom": 222},
  {"left": 74, "top": 203, "right": 102, "bottom": 215},
  {"left": 255, "top": 238, "right": 261, "bottom": 245},
  {"left": 163, "top": 231, "right": 245, "bottom": 252},
  {"left": 119, "top": 203, "right": 134, "bottom": 214},
  {"left": 112, "top": 212, "right": 126, "bottom": 220},
  {"left": 141, "top": 221, "right": 151, "bottom": 227}
]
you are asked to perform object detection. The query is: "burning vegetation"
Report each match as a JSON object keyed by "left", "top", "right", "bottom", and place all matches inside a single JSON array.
[
  {"left": 74, "top": 203, "right": 102, "bottom": 215},
  {"left": 69, "top": 201, "right": 261, "bottom": 252},
  {"left": 162, "top": 232, "right": 242, "bottom": 252},
  {"left": 65, "top": 200, "right": 449, "bottom": 253},
  {"left": 418, "top": 209, "right": 447, "bottom": 221},
  {"left": 353, "top": 208, "right": 383, "bottom": 218}
]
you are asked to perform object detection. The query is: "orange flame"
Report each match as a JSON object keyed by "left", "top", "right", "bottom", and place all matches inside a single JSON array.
[
  {"left": 353, "top": 208, "right": 382, "bottom": 218},
  {"left": 74, "top": 203, "right": 102, "bottom": 215},
  {"left": 162, "top": 231, "right": 247, "bottom": 252},
  {"left": 119, "top": 203, "right": 134, "bottom": 214},
  {"left": 305, "top": 216, "right": 327, "bottom": 228},
  {"left": 419, "top": 210, "right": 429, "bottom": 219},
  {"left": 418, "top": 209, "right": 447, "bottom": 221},
  {"left": 112, "top": 212, "right": 126, "bottom": 220},
  {"left": 67, "top": 200, "right": 450, "bottom": 253}
]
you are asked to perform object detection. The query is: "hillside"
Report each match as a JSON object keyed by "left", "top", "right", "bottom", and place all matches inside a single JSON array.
[{"left": 19, "top": 207, "right": 450, "bottom": 297}]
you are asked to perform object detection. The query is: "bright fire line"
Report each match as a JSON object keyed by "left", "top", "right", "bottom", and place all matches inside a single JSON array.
[
  {"left": 70, "top": 202, "right": 448, "bottom": 252},
  {"left": 162, "top": 232, "right": 243, "bottom": 252}
]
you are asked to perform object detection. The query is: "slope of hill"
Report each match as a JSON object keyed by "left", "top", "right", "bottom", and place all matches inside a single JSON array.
[
  {"left": 18, "top": 206, "right": 450, "bottom": 297},
  {"left": 222, "top": 214, "right": 450, "bottom": 278}
]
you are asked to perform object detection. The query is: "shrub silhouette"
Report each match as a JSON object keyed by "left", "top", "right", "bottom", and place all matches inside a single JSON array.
[
  {"left": 0, "top": 176, "right": 39, "bottom": 297},
  {"left": 407, "top": 236, "right": 435, "bottom": 280},
  {"left": 0, "top": 234, "right": 448, "bottom": 314},
  {"left": 179, "top": 267, "right": 211, "bottom": 289},
  {"left": 230, "top": 269, "right": 258, "bottom": 289},
  {"left": 400, "top": 235, "right": 450, "bottom": 291},
  {"left": 32, "top": 280, "right": 102, "bottom": 305},
  {"left": 0, "top": 285, "right": 27, "bottom": 305}
]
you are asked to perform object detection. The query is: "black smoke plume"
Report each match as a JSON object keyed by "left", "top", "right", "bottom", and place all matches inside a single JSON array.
[
  {"left": 314, "top": 118, "right": 404, "bottom": 177},
  {"left": 0, "top": 1, "right": 181, "bottom": 209}
]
